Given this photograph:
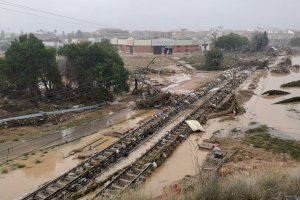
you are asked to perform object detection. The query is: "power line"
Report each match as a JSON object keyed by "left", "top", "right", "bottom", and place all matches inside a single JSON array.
[
  {"left": 0, "top": 0, "right": 112, "bottom": 28},
  {"left": 0, "top": 6, "right": 96, "bottom": 28}
]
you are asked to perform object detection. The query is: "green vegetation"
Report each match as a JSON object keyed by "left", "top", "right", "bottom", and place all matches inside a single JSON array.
[
  {"left": 250, "top": 31, "right": 269, "bottom": 52},
  {"left": 281, "top": 80, "right": 300, "bottom": 88},
  {"left": 185, "top": 53, "right": 205, "bottom": 69},
  {"left": 290, "top": 37, "right": 300, "bottom": 47},
  {"left": 274, "top": 97, "right": 300, "bottom": 104},
  {"left": 35, "top": 159, "right": 42, "bottom": 164},
  {"left": 1, "top": 168, "right": 8, "bottom": 174},
  {"left": 204, "top": 48, "right": 224, "bottom": 70},
  {"left": 11, "top": 163, "right": 26, "bottom": 169},
  {"left": 245, "top": 126, "right": 300, "bottom": 160},
  {"left": 261, "top": 90, "right": 290, "bottom": 96},
  {"left": 215, "top": 33, "right": 249, "bottom": 51},
  {"left": 0, "top": 34, "right": 62, "bottom": 99},
  {"left": 0, "top": 34, "right": 129, "bottom": 105},
  {"left": 58, "top": 40, "right": 129, "bottom": 101},
  {"left": 121, "top": 171, "right": 300, "bottom": 200}
]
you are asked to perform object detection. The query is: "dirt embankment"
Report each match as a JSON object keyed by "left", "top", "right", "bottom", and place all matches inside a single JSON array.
[{"left": 0, "top": 104, "right": 125, "bottom": 143}]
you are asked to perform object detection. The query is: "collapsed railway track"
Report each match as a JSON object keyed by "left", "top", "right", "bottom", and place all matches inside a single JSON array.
[
  {"left": 21, "top": 67, "right": 253, "bottom": 200},
  {"left": 93, "top": 68, "right": 254, "bottom": 199}
]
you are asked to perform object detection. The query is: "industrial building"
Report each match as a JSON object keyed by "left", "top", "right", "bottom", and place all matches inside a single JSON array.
[{"left": 110, "top": 38, "right": 201, "bottom": 55}]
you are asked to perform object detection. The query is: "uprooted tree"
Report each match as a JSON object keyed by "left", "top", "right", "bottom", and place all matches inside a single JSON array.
[{"left": 58, "top": 40, "right": 129, "bottom": 101}]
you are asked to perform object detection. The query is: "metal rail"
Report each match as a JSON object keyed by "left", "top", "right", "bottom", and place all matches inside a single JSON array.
[
  {"left": 95, "top": 68, "right": 254, "bottom": 199},
  {"left": 21, "top": 67, "right": 252, "bottom": 200}
]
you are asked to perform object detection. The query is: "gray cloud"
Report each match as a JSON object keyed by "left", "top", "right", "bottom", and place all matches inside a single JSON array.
[{"left": 0, "top": 0, "right": 299, "bottom": 32}]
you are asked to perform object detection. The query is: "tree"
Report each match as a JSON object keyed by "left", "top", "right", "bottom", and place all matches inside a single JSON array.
[
  {"left": 40, "top": 47, "right": 62, "bottom": 93},
  {"left": 204, "top": 48, "right": 224, "bottom": 70},
  {"left": 8, "top": 33, "right": 16, "bottom": 41},
  {"left": 0, "top": 57, "right": 10, "bottom": 96},
  {"left": 251, "top": 31, "right": 269, "bottom": 52},
  {"left": 0, "top": 30, "right": 5, "bottom": 40},
  {"left": 58, "top": 40, "right": 129, "bottom": 101},
  {"left": 3, "top": 34, "right": 61, "bottom": 99},
  {"left": 290, "top": 37, "right": 300, "bottom": 47},
  {"left": 75, "top": 30, "right": 85, "bottom": 39},
  {"left": 214, "top": 33, "right": 249, "bottom": 51}
]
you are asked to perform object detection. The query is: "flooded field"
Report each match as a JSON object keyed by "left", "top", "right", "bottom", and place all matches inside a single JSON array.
[
  {"left": 142, "top": 119, "right": 223, "bottom": 196},
  {"left": 0, "top": 109, "right": 157, "bottom": 200},
  {"left": 149, "top": 71, "right": 220, "bottom": 94},
  {"left": 142, "top": 55, "right": 300, "bottom": 197}
]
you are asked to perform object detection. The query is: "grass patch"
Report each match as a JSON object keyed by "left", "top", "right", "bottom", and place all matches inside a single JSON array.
[
  {"left": 261, "top": 90, "right": 290, "bottom": 96},
  {"left": 34, "top": 159, "right": 42, "bottom": 164},
  {"left": 274, "top": 97, "right": 300, "bottom": 104},
  {"left": 281, "top": 80, "right": 300, "bottom": 88},
  {"left": 121, "top": 170, "right": 300, "bottom": 200},
  {"left": 244, "top": 126, "right": 300, "bottom": 160},
  {"left": 1, "top": 168, "right": 8, "bottom": 174},
  {"left": 249, "top": 121, "right": 258, "bottom": 125},
  {"left": 11, "top": 163, "right": 26, "bottom": 169},
  {"left": 20, "top": 156, "right": 28, "bottom": 160}
]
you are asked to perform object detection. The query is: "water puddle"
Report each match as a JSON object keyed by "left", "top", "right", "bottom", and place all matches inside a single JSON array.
[
  {"left": 142, "top": 119, "right": 223, "bottom": 196},
  {"left": 142, "top": 55, "right": 300, "bottom": 197},
  {"left": 240, "top": 56, "right": 300, "bottom": 139},
  {"left": 0, "top": 109, "right": 157, "bottom": 200}
]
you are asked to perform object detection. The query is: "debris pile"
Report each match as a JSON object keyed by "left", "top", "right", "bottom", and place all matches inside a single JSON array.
[
  {"left": 271, "top": 57, "right": 292, "bottom": 74},
  {"left": 271, "top": 67, "right": 290, "bottom": 74},
  {"left": 136, "top": 92, "right": 172, "bottom": 109}
]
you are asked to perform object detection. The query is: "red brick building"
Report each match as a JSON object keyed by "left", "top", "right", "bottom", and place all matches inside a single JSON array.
[{"left": 111, "top": 38, "right": 201, "bottom": 55}]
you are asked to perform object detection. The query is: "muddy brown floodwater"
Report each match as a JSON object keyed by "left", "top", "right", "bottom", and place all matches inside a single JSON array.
[
  {"left": 142, "top": 56, "right": 300, "bottom": 197},
  {"left": 142, "top": 119, "right": 223, "bottom": 197},
  {"left": 0, "top": 109, "right": 157, "bottom": 200},
  {"left": 238, "top": 56, "right": 300, "bottom": 139}
]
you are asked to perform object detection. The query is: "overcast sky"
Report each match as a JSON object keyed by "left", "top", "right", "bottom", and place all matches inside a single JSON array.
[{"left": 0, "top": 0, "right": 300, "bottom": 33}]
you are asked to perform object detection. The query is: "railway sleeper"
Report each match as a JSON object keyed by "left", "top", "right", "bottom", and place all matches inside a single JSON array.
[
  {"left": 111, "top": 183, "right": 125, "bottom": 190},
  {"left": 46, "top": 186, "right": 58, "bottom": 195},
  {"left": 126, "top": 172, "right": 138, "bottom": 179},
  {"left": 119, "top": 178, "right": 131, "bottom": 185},
  {"left": 102, "top": 189, "right": 118, "bottom": 199},
  {"left": 35, "top": 192, "right": 48, "bottom": 200}
]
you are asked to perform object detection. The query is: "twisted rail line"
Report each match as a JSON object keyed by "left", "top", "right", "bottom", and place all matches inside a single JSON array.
[
  {"left": 21, "top": 67, "right": 252, "bottom": 200},
  {"left": 94, "top": 68, "right": 254, "bottom": 199}
]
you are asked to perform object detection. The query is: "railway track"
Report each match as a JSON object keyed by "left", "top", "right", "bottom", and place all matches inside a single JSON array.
[
  {"left": 21, "top": 67, "right": 251, "bottom": 200},
  {"left": 94, "top": 68, "right": 254, "bottom": 199}
]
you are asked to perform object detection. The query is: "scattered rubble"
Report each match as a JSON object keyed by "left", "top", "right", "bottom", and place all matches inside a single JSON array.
[
  {"left": 271, "top": 66, "right": 290, "bottom": 74},
  {"left": 136, "top": 92, "right": 172, "bottom": 109}
]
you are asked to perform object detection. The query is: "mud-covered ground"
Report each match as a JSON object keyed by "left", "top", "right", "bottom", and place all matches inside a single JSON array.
[
  {"left": 140, "top": 55, "right": 300, "bottom": 198},
  {"left": 0, "top": 55, "right": 221, "bottom": 200}
]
